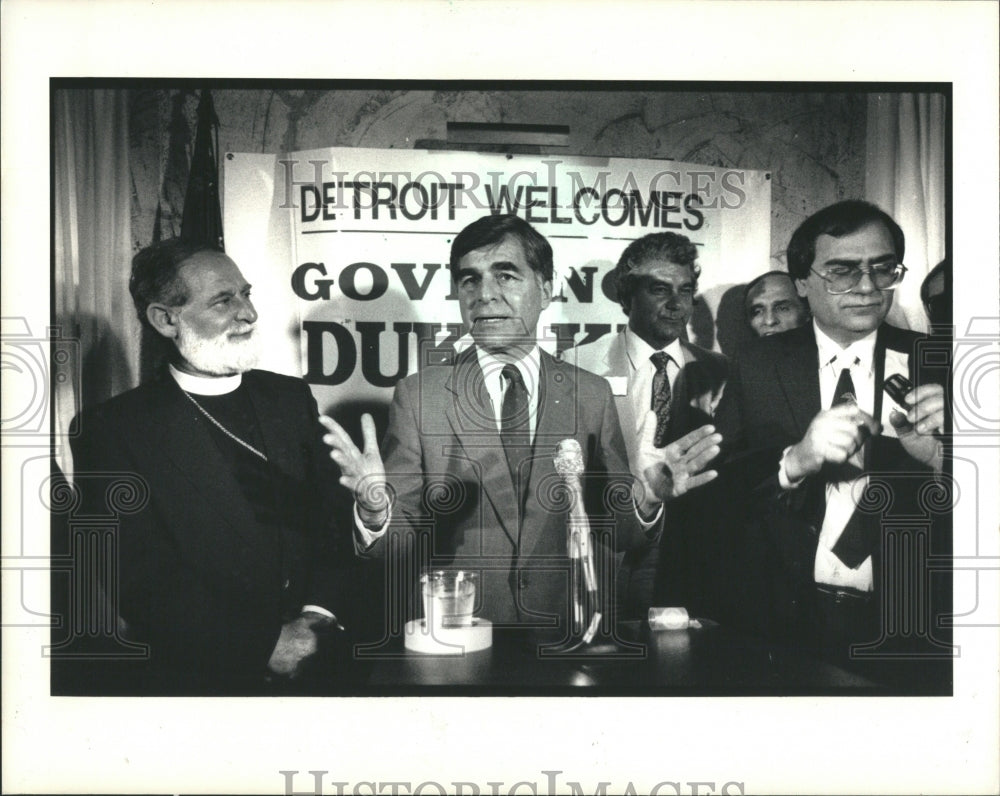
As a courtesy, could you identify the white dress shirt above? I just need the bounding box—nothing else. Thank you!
[623,328,684,441]
[475,345,542,443]
[779,322,908,590]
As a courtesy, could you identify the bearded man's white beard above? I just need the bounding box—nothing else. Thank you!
[174,321,259,376]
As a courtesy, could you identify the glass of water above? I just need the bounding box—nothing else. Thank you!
[421,570,478,629]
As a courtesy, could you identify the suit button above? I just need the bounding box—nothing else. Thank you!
[518,572,530,589]
[283,578,290,590]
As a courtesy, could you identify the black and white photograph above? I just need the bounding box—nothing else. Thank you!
[3,2,998,794]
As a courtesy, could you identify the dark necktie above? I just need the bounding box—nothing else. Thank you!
[829,358,877,568]
[500,364,531,497]
[650,351,673,448]
[832,364,858,408]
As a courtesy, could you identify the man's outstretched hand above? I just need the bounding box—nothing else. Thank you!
[635,411,723,506]
[319,413,390,524]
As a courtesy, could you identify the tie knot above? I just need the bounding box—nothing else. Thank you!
[502,363,524,387]
[650,351,673,373]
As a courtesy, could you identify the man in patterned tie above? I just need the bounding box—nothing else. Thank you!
[321,215,721,632]
[714,201,950,689]
[572,232,729,619]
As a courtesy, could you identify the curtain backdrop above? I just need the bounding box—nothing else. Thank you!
[53,90,137,476]
[865,92,947,333]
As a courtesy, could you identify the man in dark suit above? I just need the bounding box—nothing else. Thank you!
[715,201,950,688]
[321,215,719,631]
[69,240,357,694]
[572,232,727,619]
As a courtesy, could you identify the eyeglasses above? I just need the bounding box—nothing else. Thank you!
[810,262,907,294]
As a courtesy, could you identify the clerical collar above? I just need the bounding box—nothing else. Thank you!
[169,364,243,395]
[625,326,684,372]
[813,320,877,375]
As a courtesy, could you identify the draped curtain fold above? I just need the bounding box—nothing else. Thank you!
[865,92,947,333]
[53,89,137,475]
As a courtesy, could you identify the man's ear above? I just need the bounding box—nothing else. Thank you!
[539,278,553,308]
[794,278,809,299]
[146,303,179,339]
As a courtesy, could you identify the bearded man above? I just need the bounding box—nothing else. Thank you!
[69,240,356,694]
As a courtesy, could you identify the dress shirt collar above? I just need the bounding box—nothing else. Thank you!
[169,363,243,395]
[474,345,542,397]
[813,320,877,376]
[625,326,685,372]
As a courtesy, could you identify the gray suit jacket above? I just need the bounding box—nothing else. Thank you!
[364,346,644,628]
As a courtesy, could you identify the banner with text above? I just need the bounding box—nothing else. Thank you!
[224,148,771,415]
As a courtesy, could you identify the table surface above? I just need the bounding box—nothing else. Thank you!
[326,620,884,695]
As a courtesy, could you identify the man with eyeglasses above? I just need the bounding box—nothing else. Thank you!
[715,200,950,689]
[573,231,728,621]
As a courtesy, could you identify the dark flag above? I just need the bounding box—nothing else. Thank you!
[180,89,224,250]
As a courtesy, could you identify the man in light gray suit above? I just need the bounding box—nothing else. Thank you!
[573,232,729,619]
[321,216,720,633]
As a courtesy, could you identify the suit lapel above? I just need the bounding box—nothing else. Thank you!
[443,349,520,549]
[520,352,576,557]
[776,326,822,436]
[600,333,637,461]
[587,332,637,466]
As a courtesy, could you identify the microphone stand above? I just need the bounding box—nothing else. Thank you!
[541,440,641,657]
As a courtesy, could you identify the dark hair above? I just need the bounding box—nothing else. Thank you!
[129,239,221,329]
[786,200,905,280]
[920,258,949,304]
[449,214,553,283]
[611,232,700,314]
[743,271,796,313]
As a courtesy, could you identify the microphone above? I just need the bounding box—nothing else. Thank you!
[554,439,601,643]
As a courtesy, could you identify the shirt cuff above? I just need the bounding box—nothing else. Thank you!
[300,605,345,630]
[635,500,663,532]
[354,501,390,551]
[778,445,805,490]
